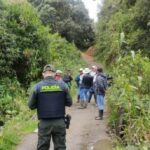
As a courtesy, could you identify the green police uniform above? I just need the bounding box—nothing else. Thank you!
[28,76,72,150]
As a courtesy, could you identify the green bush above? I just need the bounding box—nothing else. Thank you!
[0,78,24,121]
[0,1,50,86]
[0,1,84,149]
[95,0,150,65]
[107,52,150,149]
[48,33,81,70]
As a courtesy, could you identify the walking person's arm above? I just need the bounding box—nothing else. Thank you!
[65,90,73,107]
[60,81,73,106]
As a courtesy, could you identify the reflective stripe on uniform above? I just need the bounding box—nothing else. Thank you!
[40,85,62,92]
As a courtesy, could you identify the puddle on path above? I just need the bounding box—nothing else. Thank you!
[80,144,88,150]
[93,139,113,150]
[81,139,113,150]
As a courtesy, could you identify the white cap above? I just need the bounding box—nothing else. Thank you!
[79,68,83,71]
[83,68,91,74]
[92,65,97,69]
[56,70,62,74]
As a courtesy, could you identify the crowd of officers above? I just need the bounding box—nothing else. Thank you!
[28,64,109,150]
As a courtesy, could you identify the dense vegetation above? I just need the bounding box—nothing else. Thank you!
[0,0,80,119]
[107,53,150,149]
[28,0,95,49]
[0,0,84,149]
[0,0,149,149]
[96,0,150,65]
[95,0,150,149]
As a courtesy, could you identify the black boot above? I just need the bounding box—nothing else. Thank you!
[88,92,92,103]
[77,95,80,103]
[100,110,103,120]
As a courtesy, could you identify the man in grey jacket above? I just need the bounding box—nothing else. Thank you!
[95,67,107,120]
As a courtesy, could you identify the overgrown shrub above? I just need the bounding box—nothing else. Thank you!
[48,33,81,70]
[95,0,150,65]
[0,78,25,121]
[0,1,50,86]
[107,52,150,149]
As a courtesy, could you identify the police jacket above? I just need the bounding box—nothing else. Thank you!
[28,76,72,119]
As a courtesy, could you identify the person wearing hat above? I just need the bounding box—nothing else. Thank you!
[28,64,72,150]
[79,68,93,108]
[55,70,63,81]
[88,65,97,103]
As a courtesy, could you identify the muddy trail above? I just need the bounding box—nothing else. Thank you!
[16,51,113,150]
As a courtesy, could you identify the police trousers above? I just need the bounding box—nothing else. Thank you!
[37,118,66,150]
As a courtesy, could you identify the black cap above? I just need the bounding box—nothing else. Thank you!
[43,64,55,73]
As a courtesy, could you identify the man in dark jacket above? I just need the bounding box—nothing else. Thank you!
[63,70,73,89]
[28,64,72,150]
[79,68,93,108]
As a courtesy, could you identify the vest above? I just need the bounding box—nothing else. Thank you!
[36,81,66,119]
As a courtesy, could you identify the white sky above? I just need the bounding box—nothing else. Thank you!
[82,0,103,22]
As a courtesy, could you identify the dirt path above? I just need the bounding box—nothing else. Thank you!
[81,53,98,66]
[16,52,112,150]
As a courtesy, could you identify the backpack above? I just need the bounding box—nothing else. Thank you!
[95,73,107,94]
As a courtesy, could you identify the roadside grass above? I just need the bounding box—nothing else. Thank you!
[0,94,37,150]
[0,111,37,150]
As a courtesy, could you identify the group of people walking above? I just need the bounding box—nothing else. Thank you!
[75,65,107,120]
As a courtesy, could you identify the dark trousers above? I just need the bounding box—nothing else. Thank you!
[88,91,96,103]
[37,118,66,150]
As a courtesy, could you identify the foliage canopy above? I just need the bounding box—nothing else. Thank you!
[96,0,150,65]
[28,0,95,49]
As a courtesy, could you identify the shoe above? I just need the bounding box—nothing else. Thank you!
[84,101,88,108]
[34,128,38,133]
[100,110,103,120]
[95,116,101,120]
[78,106,85,109]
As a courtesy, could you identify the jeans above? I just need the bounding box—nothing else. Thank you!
[80,88,89,102]
[88,86,96,102]
[77,87,80,95]
[96,95,104,110]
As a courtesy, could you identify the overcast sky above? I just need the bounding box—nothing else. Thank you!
[82,0,103,22]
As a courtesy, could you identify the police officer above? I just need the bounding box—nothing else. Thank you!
[28,64,72,150]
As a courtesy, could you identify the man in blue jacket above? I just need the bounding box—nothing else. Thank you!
[28,64,72,150]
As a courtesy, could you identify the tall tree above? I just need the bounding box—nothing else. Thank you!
[28,0,95,49]
[0,1,50,86]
